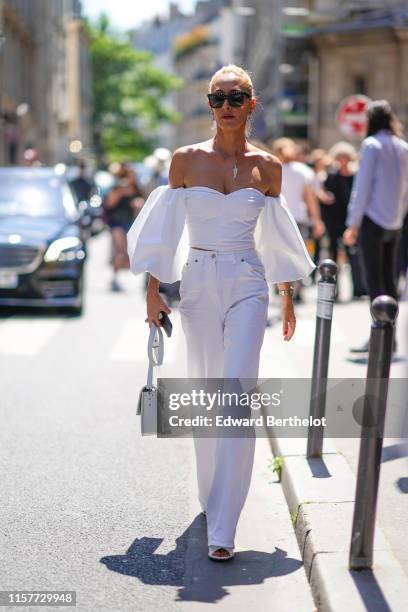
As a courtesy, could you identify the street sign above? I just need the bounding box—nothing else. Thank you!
[336,95,371,137]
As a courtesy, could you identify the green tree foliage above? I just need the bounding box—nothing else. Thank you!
[85,14,182,163]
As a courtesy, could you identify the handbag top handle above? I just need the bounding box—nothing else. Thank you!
[146,324,164,388]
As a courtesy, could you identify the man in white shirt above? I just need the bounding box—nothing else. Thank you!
[343,100,408,352]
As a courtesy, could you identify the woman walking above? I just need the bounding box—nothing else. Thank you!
[127,65,316,560]
[104,163,145,292]
[344,100,408,352]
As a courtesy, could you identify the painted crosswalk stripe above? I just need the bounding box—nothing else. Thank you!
[109,311,185,364]
[109,318,147,362]
[0,318,62,356]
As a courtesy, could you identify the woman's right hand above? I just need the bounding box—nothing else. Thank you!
[145,287,172,328]
[282,296,296,341]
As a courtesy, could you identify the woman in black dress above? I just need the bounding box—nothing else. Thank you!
[322,142,367,299]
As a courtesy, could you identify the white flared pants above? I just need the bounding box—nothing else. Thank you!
[178,247,269,549]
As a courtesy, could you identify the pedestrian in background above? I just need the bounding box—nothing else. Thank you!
[307,147,333,284]
[103,163,145,292]
[322,142,367,299]
[271,137,325,302]
[294,140,314,176]
[69,160,96,203]
[145,149,170,194]
[397,209,408,296]
[343,100,408,352]
[308,148,331,199]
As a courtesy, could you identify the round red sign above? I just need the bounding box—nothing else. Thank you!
[337,95,371,136]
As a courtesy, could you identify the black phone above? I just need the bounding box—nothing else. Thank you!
[158,311,173,337]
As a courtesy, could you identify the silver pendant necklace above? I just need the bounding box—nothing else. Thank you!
[232,158,238,180]
[213,136,245,180]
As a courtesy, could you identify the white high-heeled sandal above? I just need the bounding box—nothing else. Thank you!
[208,545,235,561]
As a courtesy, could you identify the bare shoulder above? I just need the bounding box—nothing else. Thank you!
[249,145,282,196]
[258,150,282,174]
[169,146,189,187]
[169,141,212,187]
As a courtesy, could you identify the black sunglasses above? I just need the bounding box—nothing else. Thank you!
[207,89,251,108]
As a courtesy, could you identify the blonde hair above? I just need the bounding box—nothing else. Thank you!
[308,148,328,164]
[328,141,358,161]
[269,137,297,162]
[208,64,255,137]
[208,64,255,97]
[308,148,333,169]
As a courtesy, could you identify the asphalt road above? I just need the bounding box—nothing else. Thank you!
[0,230,316,612]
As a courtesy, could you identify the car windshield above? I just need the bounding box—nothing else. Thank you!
[0,175,78,220]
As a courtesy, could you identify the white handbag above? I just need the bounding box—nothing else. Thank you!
[136,323,164,436]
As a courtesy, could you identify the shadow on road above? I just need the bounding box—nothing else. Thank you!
[350,569,394,612]
[397,477,408,493]
[381,441,408,463]
[346,355,406,365]
[100,513,303,603]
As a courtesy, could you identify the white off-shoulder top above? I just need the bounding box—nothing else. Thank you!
[126,185,317,284]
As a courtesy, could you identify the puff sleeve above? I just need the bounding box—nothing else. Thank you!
[126,185,188,284]
[254,193,317,284]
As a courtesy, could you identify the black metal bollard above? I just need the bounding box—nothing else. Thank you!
[349,295,398,570]
[307,259,338,458]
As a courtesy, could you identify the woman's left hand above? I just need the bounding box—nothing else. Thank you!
[282,297,296,341]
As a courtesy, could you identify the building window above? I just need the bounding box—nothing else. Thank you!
[354,76,367,95]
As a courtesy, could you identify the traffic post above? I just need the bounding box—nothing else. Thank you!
[307,259,338,459]
[349,295,398,570]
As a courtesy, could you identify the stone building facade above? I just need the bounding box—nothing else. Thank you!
[130,0,408,151]
[173,21,224,146]
[236,0,408,147]
[0,0,92,165]
[309,6,408,148]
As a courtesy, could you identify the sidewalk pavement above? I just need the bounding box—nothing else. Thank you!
[182,435,316,611]
[261,278,408,611]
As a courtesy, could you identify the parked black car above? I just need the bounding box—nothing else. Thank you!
[0,166,87,315]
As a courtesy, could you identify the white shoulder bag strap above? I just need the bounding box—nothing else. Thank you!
[136,324,164,438]
[146,323,164,387]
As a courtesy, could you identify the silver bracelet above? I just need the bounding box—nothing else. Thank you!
[278,286,294,297]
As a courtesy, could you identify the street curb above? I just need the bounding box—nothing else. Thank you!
[266,434,408,612]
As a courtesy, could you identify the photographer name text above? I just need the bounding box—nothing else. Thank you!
[167,415,327,427]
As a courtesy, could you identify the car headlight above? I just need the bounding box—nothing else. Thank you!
[44,237,82,262]
[90,194,102,207]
